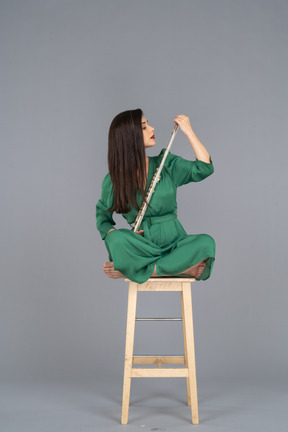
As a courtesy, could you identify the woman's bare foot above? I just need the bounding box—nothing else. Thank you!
[150,259,208,279]
[182,259,207,278]
[103,262,125,279]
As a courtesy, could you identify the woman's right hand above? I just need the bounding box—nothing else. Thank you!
[135,230,144,236]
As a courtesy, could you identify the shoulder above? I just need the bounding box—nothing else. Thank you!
[157,148,181,165]
[101,172,114,191]
[152,148,178,165]
[103,172,111,182]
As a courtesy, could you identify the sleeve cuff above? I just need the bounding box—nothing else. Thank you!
[195,155,213,164]
[99,222,116,240]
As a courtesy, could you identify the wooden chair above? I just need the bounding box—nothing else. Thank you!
[121,277,199,424]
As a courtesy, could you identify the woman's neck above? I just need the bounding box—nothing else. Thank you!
[145,156,150,177]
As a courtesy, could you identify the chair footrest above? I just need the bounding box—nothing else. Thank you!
[133,355,185,364]
[131,368,188,378]
[135,317,182,321]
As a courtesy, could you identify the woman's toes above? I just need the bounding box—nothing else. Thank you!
[103,265,124,279]
[196,262,206,277]
[103,262,115,274]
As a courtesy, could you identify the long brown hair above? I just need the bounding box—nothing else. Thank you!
[108,109,147,213]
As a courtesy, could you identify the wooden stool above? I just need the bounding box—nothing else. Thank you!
[121,278,199,424]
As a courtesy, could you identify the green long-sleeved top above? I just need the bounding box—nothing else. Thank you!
[96,149,214,240]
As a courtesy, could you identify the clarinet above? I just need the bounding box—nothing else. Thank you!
[133,124,179,232]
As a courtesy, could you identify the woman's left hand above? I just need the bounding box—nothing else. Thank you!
[173,114,194,137]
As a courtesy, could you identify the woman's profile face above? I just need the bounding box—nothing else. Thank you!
[141,116,155,148]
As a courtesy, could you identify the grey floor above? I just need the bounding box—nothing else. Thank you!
[1,377,287,432]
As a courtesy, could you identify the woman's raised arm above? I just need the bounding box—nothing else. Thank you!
[174,114,211,163]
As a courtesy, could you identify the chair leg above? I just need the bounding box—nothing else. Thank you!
[181,290,191,406]
[182,282,199,424]
[121,282,138,425]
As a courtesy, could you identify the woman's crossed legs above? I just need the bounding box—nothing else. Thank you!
[103,259,208,279]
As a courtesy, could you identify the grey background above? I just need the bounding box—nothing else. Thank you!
[1,0,287,430]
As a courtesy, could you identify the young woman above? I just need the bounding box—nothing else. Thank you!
[96,109,215,284]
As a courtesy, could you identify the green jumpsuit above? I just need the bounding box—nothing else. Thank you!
[96,149,215,284]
